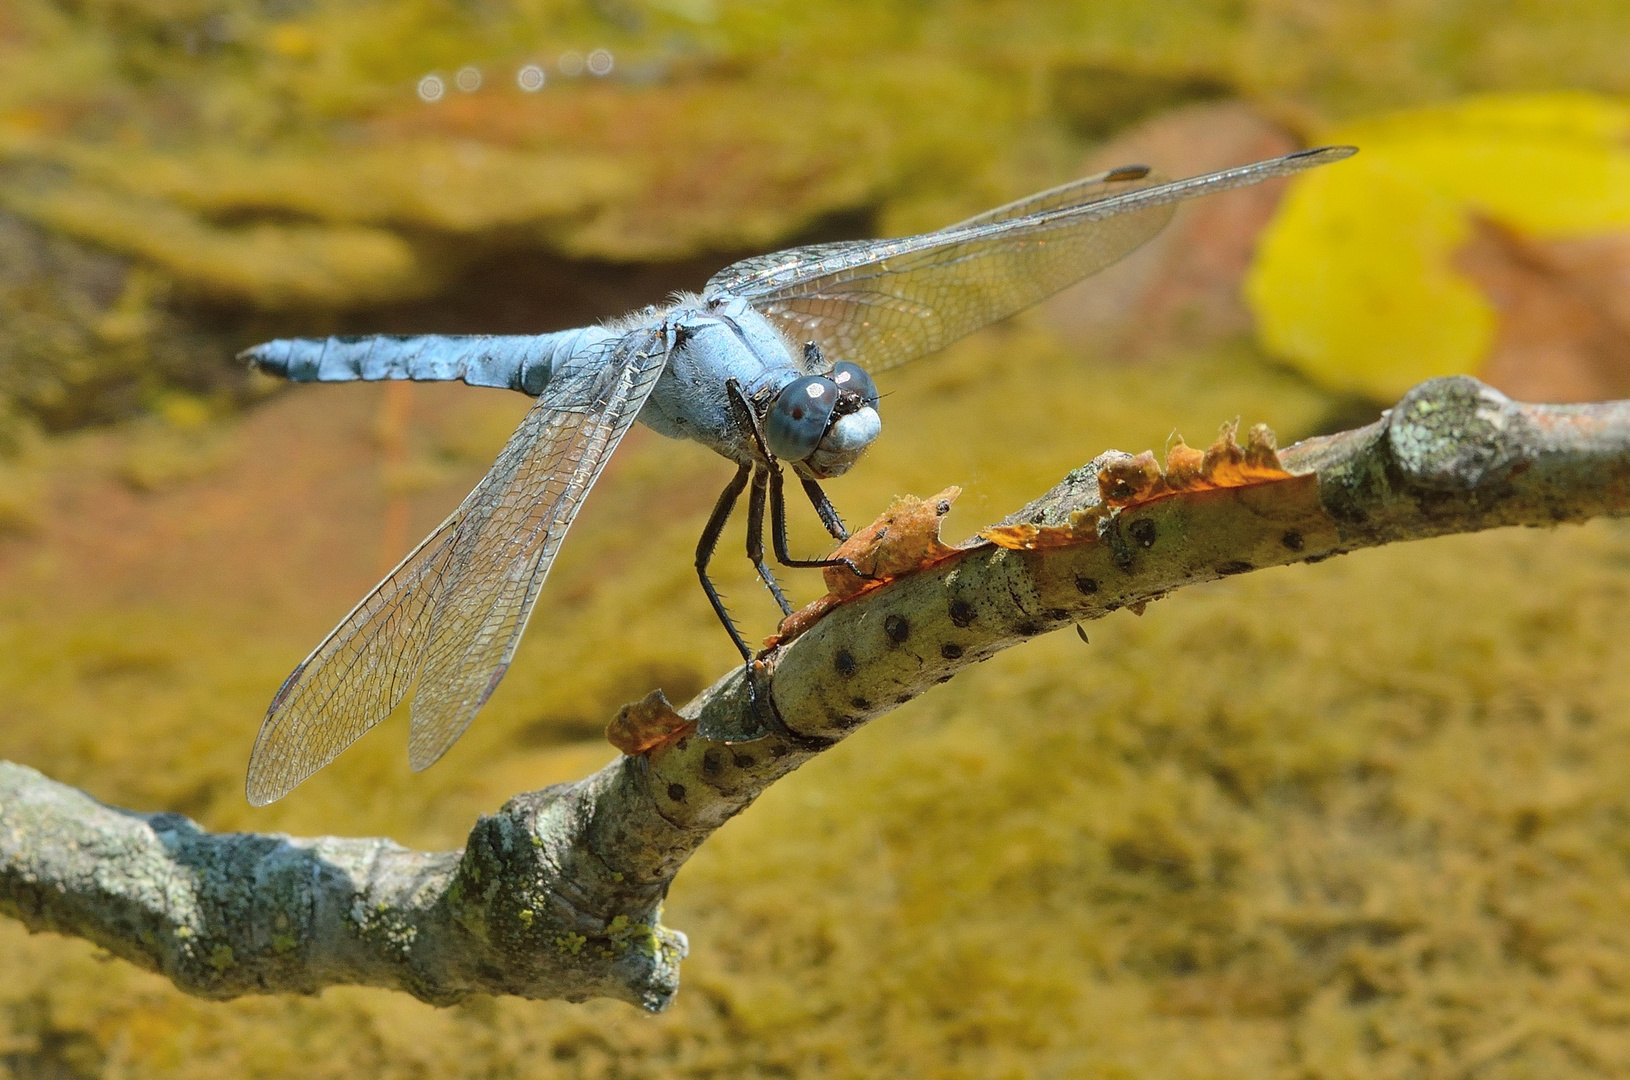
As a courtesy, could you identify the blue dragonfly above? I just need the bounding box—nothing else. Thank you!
[242,145,1355,804]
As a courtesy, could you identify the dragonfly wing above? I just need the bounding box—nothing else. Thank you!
[710,146,1355,373]
[244,328,669,804]
[943,163,1166,229]
[405,327,670,771]
[246,509,462,805]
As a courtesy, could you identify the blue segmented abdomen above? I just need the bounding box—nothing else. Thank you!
[240,328,617,397]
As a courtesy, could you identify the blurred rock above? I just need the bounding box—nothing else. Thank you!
[1040,102,1298,358]
[1457,221,1630,403]
[0,211,232,438]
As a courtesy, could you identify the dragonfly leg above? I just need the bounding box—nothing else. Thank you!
[697,463,755,662]
[747,464,795,617]
[769,466,870,578]
[726,373,865,578]
[725,376,775,462]
[799,475,849,541]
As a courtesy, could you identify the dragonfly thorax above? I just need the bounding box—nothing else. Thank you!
[641,298,882,475]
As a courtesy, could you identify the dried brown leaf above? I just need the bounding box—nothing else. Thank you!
[820,487,963,597]
[1109,421,1289,507]
[768,488,963,648]
[985,421,1292,551]
[605,689,693,756]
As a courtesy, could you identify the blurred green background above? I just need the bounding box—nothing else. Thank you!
[1,1,1629,1077]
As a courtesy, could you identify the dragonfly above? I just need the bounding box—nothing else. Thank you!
[242,144,1355,805]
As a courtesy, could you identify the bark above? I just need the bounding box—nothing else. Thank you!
[2,376,1626,1012]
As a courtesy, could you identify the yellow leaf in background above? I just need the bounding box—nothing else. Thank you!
[1247,93,1630,402]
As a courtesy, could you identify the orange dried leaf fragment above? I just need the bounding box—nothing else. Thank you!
[605,689,694,755]
[984,422,1293,551]
[768,488,963,648]
[980,521,1087,551]
[821,486,964,597]
[1104,421,1290,508]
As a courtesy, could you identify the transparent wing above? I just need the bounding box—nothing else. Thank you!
[946,163,1162,229]
[709,146,1355,373]
[404,327,669,771]
[245,328,670,804]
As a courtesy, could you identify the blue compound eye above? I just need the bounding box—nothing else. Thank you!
[830,361,879,409]
[764,376,838,460]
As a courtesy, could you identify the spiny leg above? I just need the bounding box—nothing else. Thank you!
[769,466,867,576]
[800,474,849,541]
[747,465,795,616]
[696,463,754,661]
[723,373,865,580]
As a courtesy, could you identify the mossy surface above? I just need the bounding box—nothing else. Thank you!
[0,1,1628,1074]
[0,318,1628,1076]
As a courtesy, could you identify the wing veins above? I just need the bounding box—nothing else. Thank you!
[246,328,670,803]
[710,147,1355,373]
[405,330,669,771]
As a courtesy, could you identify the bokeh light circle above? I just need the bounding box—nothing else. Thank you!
[516,63,546,92]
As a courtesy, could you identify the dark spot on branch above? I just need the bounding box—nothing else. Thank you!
[1129,519,1158,548]
[1075,575,1099,594]
[667,783,686,803]
[1104,477,1138,501]
[884,614,910,643]
[1281,530,1304,551]
[1304,553,1330,564]
[702,749,722,777]
[732,753,754,769]
[936,498,952,515]
[770,743,788,758]
[835,650,857,676]
[1216,561,1253,576]
[1104,519,1136,571]
[850,696,871,709]
[941,642,963,660]
[1045,608,1069,621]
[1017,621,1042,636]
[948,599,975,627]
[895,694,911,704]
[936,674,952,683]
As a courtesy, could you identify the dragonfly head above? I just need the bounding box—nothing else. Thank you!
[763,361,881,478]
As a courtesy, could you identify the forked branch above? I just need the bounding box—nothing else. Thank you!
[2,376,1626,1011]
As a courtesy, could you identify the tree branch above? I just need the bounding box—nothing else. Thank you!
[2,376,1626,1011]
